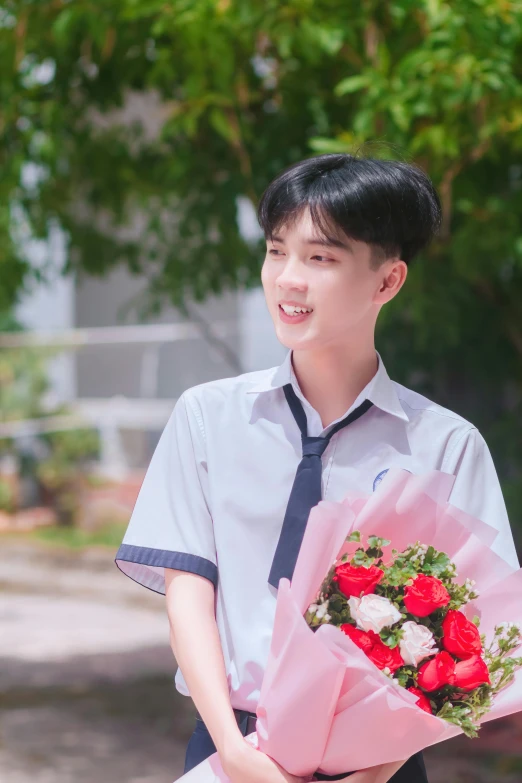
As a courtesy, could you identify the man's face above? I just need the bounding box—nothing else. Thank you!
[261,208,404,351]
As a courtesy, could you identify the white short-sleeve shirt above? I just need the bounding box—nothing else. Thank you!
[115,349,520,712]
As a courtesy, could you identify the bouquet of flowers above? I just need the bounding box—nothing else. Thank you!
[307,531,522,737]
[176,468,522,783]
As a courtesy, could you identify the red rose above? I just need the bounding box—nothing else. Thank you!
[442,610,482,659]
[407,687,433,714]
[340,624,375,653]
[453,655,491,692]
[403,575,451,618]
[417,651,456,692]
[334,563,385,598]
[366,636,405,674]
[341,625,404,673]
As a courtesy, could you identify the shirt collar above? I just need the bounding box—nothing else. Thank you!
[246,349,408,422]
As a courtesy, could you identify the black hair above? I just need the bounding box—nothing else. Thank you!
[257,152,442,267]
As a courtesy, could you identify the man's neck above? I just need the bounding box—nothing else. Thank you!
[291,346,378,430]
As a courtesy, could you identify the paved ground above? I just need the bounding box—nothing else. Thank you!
[0,539,195,783]
[1,538,521,783]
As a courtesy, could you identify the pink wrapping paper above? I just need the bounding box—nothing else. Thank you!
[175,467,522,782]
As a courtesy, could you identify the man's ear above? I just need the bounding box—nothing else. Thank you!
[375,259,408,304]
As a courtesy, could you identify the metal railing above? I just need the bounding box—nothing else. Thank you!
[0,319,240,477]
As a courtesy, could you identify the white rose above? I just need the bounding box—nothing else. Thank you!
[347,594,402,634]
[399,621,438,666]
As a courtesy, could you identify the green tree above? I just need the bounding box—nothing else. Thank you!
[1,0,521,540]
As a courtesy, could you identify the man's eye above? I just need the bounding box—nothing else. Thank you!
[267,250,335,262]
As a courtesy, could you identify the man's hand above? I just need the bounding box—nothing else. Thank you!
[222,737,313,783]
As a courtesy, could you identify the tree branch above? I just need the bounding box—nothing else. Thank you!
[439,138,492,240]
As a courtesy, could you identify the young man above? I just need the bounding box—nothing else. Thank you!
[115,154,519,783]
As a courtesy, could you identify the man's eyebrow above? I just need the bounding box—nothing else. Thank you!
[270,234,353,252]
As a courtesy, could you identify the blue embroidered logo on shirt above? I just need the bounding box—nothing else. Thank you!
[373,469,389,491]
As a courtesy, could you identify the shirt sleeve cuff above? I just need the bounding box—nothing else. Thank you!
[115,544,218,594]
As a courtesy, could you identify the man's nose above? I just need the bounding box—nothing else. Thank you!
[276,255,307,291]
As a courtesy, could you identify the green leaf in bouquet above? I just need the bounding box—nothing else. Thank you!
[347,531,361,543]
[328,595,345,613]
[379,627,403,648]
[435,701,479,738]
[447,594,468,611]
[424,545,436,564]
[379,632,394,647]
[430,552,451,574]
[352,549,371,566]
[395,665,416,689]
[394,669,410,688]
[367,535,391,548]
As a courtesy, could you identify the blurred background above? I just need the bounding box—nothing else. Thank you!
[1,2,521,782]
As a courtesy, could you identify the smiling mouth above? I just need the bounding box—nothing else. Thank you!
[278,304,314,317]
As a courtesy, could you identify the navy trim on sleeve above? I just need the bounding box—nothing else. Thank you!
[115,544,218,594]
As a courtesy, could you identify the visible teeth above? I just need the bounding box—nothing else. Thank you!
[281,304,313,315]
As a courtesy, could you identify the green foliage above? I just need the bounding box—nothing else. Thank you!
[11,519,129,549]
[0,345,48,421]
[0,313,57,475]
[1,0,522,533]
[36,427,101,526]
[0,477,15,512]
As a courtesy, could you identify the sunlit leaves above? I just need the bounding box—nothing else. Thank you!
[1,0,522,537]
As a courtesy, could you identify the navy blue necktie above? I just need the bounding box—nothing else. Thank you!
[268,384,374,589]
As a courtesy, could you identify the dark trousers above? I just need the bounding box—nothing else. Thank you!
[184,709,428,782]
[184,709,254,773]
